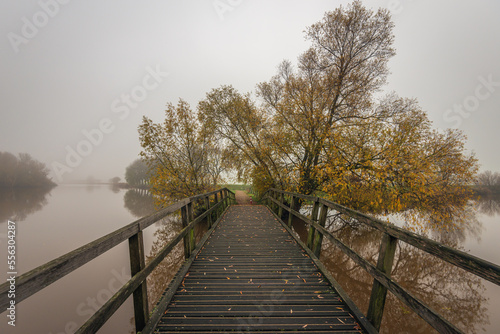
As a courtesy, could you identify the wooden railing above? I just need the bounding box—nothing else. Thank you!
[263,188,500,334]
[0,188,236,334]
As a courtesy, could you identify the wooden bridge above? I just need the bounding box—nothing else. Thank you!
[2,188,500,333]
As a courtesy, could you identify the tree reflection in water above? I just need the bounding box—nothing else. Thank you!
[144,213,209,311]
[123,191,210,314]
[290,204,489,334]
[0,187,52,222]
[476,194,500,217]
[125,190,493,333]
[123,188,156,218]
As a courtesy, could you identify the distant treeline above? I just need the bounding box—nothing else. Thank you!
[0,152,56,188]
[474,170,500,195]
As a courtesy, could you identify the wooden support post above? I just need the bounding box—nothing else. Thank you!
[312,204,328,258]
[367,233,398,330]
[128,231,148,332]
[188,201,195,253]
[205,195,212,228]
[288,195,295,227]
[181,205,191,258]
[306,200,320,250]
[274,191,279,214]
[214,192,219,220]
[278,192,284,219]
[219,190,225,210]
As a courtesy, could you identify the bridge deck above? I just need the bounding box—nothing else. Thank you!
[153,205,369,333]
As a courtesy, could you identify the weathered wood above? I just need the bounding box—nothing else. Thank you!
[141,202,229,334]
[267,188,500,286]
[287,195,295,227]
[188,201,196,253]
[265,206,378,334]
[128,231,149,332]
[205,195,212,228]
[367,234,398,330]
[0,197,193,310]
[312,204,328,257]
[265,193,465,333]
[317,197,500,285]
[298,211,462,333]
[146,205,375,334]
[181,204,191,258]
[76,214,199,334]
[278,192,284,218]
[0,189,235,311]
[306,199,320,250]
[76,196,232,334]
[219,190,225,210]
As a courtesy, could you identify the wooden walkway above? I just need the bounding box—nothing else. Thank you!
[152,205,371,333]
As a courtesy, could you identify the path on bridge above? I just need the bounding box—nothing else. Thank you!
[152,205,368,333]
[234,190,252,205]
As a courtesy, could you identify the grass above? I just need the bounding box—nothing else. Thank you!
[220,184,252,192]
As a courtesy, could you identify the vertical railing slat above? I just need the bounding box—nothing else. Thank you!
[188,201,195,253]
[128,231,149,332]
[288,195,295,227]
[367,233,398,330]
[181,204,191,258]
[306,199,320,250]
[205,195,212,228]
[312,204,328,258]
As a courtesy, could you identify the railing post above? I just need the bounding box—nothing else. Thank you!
[288,195,295,227]
[278,192,284,218]
[219,190,225,210]
[214,192,219,220]
[367,233,398,330]
[188,201,196,253]
[306,199,320,250]
[274,191,280,214]
[128,231,149,332]
[205,195,212,228]
[269,190,274,212]
[312,204,328,258]
[181,204,191,258]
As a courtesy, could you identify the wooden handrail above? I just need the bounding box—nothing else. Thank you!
[263,188,500,333]
[266,188,500,285]
[0,188,236,333]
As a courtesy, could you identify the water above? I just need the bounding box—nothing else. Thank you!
[291,196,500,334]
[0,186,499,333]
[0,184,178,334]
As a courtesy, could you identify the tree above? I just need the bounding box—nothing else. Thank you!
[109,176,121,184]
[197,1,478,223]
[476,170,500,187]
[0,152,56,188]
[125,159,150,186]
[197,86,274,194]
[139,99,226,203]
[475,170,500,194]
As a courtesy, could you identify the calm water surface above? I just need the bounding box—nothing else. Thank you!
[0,185,499,333]
[0,185,184,334]
[292,196,500,334]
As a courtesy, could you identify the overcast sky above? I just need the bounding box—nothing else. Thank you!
[1,0,499,183]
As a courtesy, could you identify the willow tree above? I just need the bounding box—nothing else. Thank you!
[138,99,225,204]
[198,1,478,220]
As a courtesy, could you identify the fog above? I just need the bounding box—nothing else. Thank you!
[1,0,499,183]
